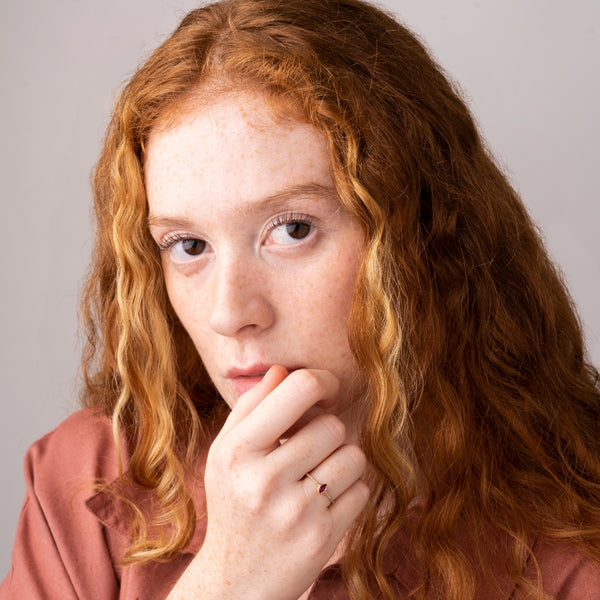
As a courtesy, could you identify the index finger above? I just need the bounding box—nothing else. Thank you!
[218,364,289,437]
[236,368,340,452]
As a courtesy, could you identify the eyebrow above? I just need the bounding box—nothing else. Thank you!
[147,182,339,230]
[239,183,338,216]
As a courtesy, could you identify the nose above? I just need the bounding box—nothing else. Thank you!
[208,255,275,337]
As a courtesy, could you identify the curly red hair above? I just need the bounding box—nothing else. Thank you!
[81,1,600,598]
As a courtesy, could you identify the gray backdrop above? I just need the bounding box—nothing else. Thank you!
[1,0,598,576]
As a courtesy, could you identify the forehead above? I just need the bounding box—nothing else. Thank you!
[144,90,334,216]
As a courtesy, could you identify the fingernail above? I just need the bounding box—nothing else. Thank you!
[263,364,287,384]
[262,365,278,383]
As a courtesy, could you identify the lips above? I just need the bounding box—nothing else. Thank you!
[226,364,300,396]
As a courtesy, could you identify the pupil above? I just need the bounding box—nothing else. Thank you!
[286,222,310,240]
[182,239,205,255]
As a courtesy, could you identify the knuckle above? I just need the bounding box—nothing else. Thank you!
[355,480,371,503]
[235,469,273,512]
[272,497,305,532]
[212,436,245,471]
[318,413,346,444]
[302,519,334,558]
[289,369,323,397]
[344,444,367,475]
[242,491,265,514]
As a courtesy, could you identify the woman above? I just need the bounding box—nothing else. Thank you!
[2,0,600,598]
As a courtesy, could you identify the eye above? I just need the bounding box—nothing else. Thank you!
[172,238,206,259]
[158,234,207,261]
[266,213,314,246]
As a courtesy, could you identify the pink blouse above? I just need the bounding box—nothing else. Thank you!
[1,409,599,599]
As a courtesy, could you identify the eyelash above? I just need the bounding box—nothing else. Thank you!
[156,232,193,253]
[264,212,314,236]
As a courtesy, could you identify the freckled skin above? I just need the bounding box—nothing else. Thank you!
[145,90,367,438]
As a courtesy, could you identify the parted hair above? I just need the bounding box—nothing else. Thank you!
[81,0,600,598]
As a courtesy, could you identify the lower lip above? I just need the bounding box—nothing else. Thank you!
[230,375,266,395]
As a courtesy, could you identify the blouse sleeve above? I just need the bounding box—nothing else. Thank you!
[0,412,122,600]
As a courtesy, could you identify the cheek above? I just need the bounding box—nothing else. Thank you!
[294,252,359,342]
[163,270,205,334]
[327,247,361,309]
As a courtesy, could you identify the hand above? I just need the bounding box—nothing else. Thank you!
[167,365,369,600]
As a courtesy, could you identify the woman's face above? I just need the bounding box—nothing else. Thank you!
[145,91,365,431]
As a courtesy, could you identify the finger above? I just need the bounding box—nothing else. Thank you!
[238,369,340,451]
[327,479,370,538]
[268,413,347,482]
[302,444,367,505]
[220,365,288,435]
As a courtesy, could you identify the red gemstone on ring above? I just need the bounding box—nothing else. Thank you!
[318,484,328,494]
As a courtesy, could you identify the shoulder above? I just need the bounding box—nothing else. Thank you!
[30,406,113,453]
[24,407,120,495]
[1,409,124,599]
[381,507,600,599]
[532,537,600,598]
